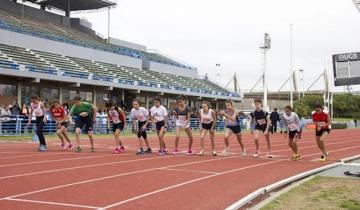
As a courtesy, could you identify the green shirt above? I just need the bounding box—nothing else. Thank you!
[70,102,93,116]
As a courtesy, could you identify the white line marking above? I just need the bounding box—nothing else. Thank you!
[159,168,220,175]
[5,198,99,209]
[0,157,234,201]
[100,160,284,209]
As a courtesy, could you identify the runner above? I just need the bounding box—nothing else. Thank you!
[312,103,331,161]
[150,97,168,155]
[283,105,301,160]
[131,99,152,155]
[28,95,47,152]
[105,101,126,154]
[197,101,217,156]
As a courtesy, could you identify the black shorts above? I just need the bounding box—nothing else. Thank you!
[156,121,165,131]
[58,121,69,128]
[227,125,241,134]
[289,130,300,139]
[74,115,93,132]
[255,125,267,133]
[316,128,331,137]
[201,122,213,130]
[112,122,124,132]
[137,121,147,139]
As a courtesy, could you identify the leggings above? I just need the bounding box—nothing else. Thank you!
[36,116,46,146]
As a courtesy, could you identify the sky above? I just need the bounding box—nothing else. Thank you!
[73,0,360,92]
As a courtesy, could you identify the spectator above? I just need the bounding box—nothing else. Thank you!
[10,100,20,116]
[0,105,11,133]
[354,118,358,128]
[63,103,70,115]
[20,103,30,118]
[270,108,280,133]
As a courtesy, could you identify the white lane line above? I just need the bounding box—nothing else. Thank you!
[99,160,284,209]
[159,168,220,175]
[0,137,358,180]
[0,157,234,201]
[0,154,117,168]
[4,198,99,209]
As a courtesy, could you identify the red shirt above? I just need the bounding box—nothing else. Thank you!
[51,107,66,120]
[312,111,329,129]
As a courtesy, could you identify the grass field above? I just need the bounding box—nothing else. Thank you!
[261,176,360,210]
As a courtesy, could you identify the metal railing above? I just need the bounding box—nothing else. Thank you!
[0,115,250,136]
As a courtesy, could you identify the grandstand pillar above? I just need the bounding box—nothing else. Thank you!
[17,82,21,105]
[59,87,63,104]
[93,90,97,106]
[146,96,149,109]
[216,101,219,110]
[121,89,125,100]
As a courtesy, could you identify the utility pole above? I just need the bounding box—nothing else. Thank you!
[260,33,271,110]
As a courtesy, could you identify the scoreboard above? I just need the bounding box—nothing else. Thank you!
[332,52,360,86]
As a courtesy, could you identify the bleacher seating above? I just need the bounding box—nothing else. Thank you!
[0,9,196,70]
[0,43,229,95]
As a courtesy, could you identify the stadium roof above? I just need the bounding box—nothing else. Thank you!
[26,0,116,11]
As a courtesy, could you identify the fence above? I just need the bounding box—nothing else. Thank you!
[0,115,249,136]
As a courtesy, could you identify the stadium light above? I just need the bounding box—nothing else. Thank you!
[353,0,360,13]
[260,33,271,110]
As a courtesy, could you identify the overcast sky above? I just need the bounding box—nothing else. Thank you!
[73,0,360,92]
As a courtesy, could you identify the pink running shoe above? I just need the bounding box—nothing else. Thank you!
[67,144,75,150]
[61,144,68,150]
[118,146,125,153]
[113,147,119,154]
[172,149,178,155]
[186,150,193,155]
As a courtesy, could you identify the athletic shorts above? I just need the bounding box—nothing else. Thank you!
[316,128,331,137]
[156,121,165,131]
[112,122,124,132]
[289,130,300,139]
[58,121,69,128]
[176,120,190,128]
[137,121,147,139]
[255,125,268,133]
[201,122,213,130]
[74,115,93,132]
[227,125,241,134]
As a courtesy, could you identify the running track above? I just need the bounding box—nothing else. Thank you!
[0,129,359,210]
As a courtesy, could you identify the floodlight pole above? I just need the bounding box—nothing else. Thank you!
[107,6,111,44]
[67,0,71,31]
[290,24,294,107]
[260,33,271,109]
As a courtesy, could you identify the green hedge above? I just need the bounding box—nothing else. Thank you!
[331,123,347,129]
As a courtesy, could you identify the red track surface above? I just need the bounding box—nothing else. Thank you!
[0,129,359,210]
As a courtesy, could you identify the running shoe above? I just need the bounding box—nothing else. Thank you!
[320,154,326,161]
[39,144,46,152]
[113,147,119,154]
[158,149,167,155]
[296,154,301,160]
[186,150,194,155]
[145,148,152,154]
[253,152,259,158]
[212,151,218,156]
[221,148,230,156]
[172,149,178,155]
[136,148,145,155]
[74,146,82,153]
[267,153,273,158]
[119,146,125,153]
[38,144,42,151]
[241,149,247,156]
[291,154,297,160]
[90,147,95,153]
[61,144,67,150]
[67,144,75,150]
[197,150,204,156]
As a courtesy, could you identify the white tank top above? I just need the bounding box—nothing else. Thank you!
[200,109,213,124]
[31,102,44,117]
[108,109,121,124]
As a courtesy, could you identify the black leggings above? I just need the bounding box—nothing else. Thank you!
[271,120,278,133]
[36,116,46,146]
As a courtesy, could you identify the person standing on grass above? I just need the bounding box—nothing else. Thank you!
[250,98,272,158]
[69,96,96,153]
[150,96,168,155]
[218,99,246,156]
[28,96,47,152]
[197,101,217,156]
[50,100,74,151]
[312,103,331,161]
[270,108,280,134]
[283,105,302,160]
[105,101,126,154]
[173,95,194,155]
[131,99,152,155]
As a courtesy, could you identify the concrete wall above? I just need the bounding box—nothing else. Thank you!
[0,29,142,69]
[149,61,198,78]
[0,0,70,26]
[108,37,147,52]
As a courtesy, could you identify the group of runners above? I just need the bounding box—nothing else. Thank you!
[27,94,332,161]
